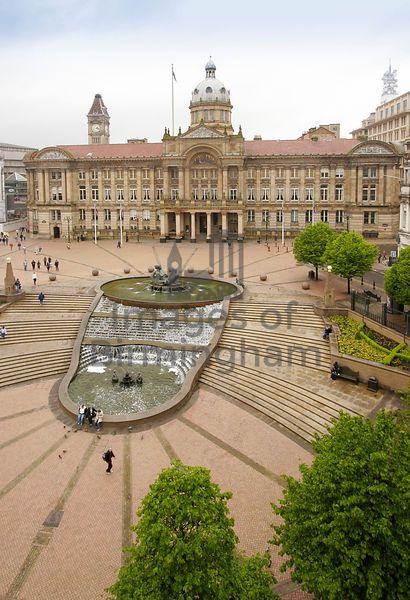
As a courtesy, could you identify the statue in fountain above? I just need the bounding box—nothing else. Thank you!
[136,373,143,385]
[150,264,187,293]
[112,370,119,384]
[121,372,134,387]
[151,264,170,286]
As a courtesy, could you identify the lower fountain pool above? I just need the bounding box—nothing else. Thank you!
[69,361,182,415]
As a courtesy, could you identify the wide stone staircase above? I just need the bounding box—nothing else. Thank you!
[200,300,379,444]
[0,293,94,387]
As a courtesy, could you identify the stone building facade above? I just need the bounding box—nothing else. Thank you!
[25,60,402,242]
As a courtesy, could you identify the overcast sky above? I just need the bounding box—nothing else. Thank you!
[1,0,409,149]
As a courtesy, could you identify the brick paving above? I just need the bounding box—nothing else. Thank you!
[0,239,397,599]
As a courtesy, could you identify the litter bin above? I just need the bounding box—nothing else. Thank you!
[367,376,379,392]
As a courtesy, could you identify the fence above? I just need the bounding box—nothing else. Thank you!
[351,291,410,336]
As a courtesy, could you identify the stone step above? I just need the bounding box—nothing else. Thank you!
[0,348,72,387]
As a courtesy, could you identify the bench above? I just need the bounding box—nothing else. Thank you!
[364,290,381,302]
[337,366,359,384]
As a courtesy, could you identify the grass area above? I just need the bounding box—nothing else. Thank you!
[331,316,410,369]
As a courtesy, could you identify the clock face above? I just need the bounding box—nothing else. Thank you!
[91,124,101,133]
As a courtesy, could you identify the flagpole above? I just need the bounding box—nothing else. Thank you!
[171,64,175,136]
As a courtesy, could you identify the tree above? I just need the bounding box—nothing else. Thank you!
[323,231,378,293]
[271,411,410,600]
[108,461,278,600]
[384,246,410,305]
[293,222,335,280]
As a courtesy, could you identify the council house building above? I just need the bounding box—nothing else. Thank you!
[25,59,402,242]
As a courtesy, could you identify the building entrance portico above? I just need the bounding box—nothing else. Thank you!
[160,210,243,243]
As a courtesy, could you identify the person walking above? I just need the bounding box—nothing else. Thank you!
[43,256,47,267]
[1,325,6,339]
[31,259,36,270]
[23,259,28,271]
[38,292,45,305]
[15,278,22,291]
[32,272,37,286]
[103,448,115,473]
[54,259,59,271]
[37,260,41,270]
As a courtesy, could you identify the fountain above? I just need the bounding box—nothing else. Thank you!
[150,265,188,293]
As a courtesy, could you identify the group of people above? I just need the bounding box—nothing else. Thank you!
[0,228,27,246]
[28,257,59,272]
[14,278,22,291]
[330,361,341,380]
[77,404,104,430]
[323,326,332,340]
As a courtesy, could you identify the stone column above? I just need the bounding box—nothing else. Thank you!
[256,168,261,203]
[238,211,244,241]
[222,211,227,241]
[38,170,45,204]
[160,212,167,242]
[61,170,67,204]
[190,212,196,243]
[44,170,50,203]
[163,167,169,200]
[175,211,181,242]
[222,167,228,204]
[178,168,184,201]
[206,212,212,242]
[66,170,73,205]
[136,168,142,205]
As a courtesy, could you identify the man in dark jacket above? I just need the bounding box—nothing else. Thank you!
[103,448,115,473]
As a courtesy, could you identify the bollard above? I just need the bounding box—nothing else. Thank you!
[372,281,376,290]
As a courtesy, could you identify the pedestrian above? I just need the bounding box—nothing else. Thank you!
[17,241,21,250]
[31,260,36,270]
[23,259,28,271]
[77,404,86,426]
[15,278,22,291]
[32,272,37,286]
[23,246,26,254]
[38,246,42,253]
[67,243,71,250]
[9,242,13,251]
[85,405,96,426]
[37,260,41,269]
[38,291,45,305]
[1,325,6,339]
[54,259,59,271]
[43,256,47,267]
[102,448,115,473]
[378,254,381,263]
[46,263,50,272]
[95,408,103,431]
[117,240,121,248]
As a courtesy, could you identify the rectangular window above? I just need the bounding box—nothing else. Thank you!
[291,187,299,201]
[276,187,284,201]
[276,210,283,223]
[211,188,218,200]
[130,209,137,221]
[192,188,198,200]
[247,209,255,223]
[320,185,328,201]
[362,186,369,202]
[103,169,110,180]
[305,167,315,179]
[229,188,237,200]
[91,170,98,180]
[116,169,123,179]
[51,171,62,180]
[117,188,124,201]
[276,167,285,178]
[79,209,86,221]
[171,188,179,200]
[370,167,377,178]
[335,184,344,201]
[364,211,376,225]
[78,171,85,180]
[142,209,150,221]
[156,188,163,201]
[202,188,209,200]
[335,167,344,178]
[142,168,150,179]
[320,167,329,178]
[143,188,150,201]
[335,210,344,224]
[247,168,255,179]
[291,209,298,223]
[262,210,269,223]
[79,186,86,200]
[104,188,111,200]
[290,167,299,178]
[247,188,255,201]
[91,186,99,200]
[129,169,137,180]
[130,188,137,200]
[262,188,270,201]
[363,167,369,177]
[170,167,178,179]
[104,209,111,221]
[370,185,377,202]
[305,187,314,201]
[403,99,407,110]
[261,167,270,179]
[320,210,328,223]
[155,168,163,179]
[305,210,313,223]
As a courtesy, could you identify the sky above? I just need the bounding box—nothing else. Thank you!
[0,0,409,149]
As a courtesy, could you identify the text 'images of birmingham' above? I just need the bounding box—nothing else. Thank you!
[107,242,324,371]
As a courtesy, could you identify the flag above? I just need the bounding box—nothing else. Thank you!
[172,65,177,82]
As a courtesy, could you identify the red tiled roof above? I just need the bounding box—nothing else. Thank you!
[60,143,163,159]
[244,139,359,156]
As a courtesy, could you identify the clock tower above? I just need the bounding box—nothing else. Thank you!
[87,93,110,144]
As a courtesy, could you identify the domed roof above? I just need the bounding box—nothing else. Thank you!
[191,59,230,104]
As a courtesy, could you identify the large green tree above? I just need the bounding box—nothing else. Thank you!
[293,222,335,280]
[271,411,410,600]
[384,246,410,305]
[108,461,278,600]
[323,231,378,293]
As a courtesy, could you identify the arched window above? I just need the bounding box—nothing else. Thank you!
[206,86,213,93]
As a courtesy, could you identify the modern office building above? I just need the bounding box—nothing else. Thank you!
[25,60,402,242]
[0,142,37,229]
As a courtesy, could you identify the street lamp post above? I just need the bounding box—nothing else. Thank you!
[119,201,123,246]
[265,213,269,243]
[64,216,71,243]
[93,202,97,245]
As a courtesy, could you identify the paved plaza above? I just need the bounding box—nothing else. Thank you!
[0,238,391,599]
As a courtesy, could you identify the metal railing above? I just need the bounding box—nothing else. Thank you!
[351,291,410,335]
